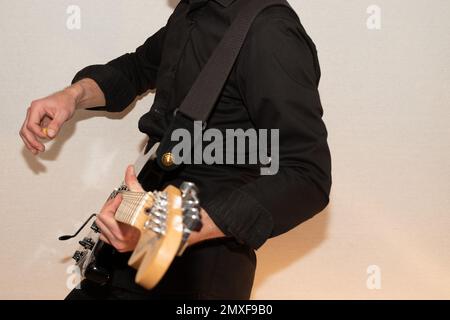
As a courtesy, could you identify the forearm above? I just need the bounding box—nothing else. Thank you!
[187,208,226,247]
[66,78,106,110]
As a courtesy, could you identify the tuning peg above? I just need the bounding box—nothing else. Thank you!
[150,217,164,226]
[144,218,166,235]
[184,206,200,216]
[152,191,168,201]
[183,211,203,232]
[183,198,200,208]
[159,191,168,200]
[147,224,165,236]
[148,208,167,219]
[180,181,199,196]
[177,212,203,257]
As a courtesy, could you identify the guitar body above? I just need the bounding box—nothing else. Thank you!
[84,240,115,284]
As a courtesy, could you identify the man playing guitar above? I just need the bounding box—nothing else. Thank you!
[19,0,331,299]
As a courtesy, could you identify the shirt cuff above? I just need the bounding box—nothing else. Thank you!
[71,64,137,112]
[202,188,274,250]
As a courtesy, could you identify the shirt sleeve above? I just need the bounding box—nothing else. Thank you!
[71,26,167,112]
[202,8,332,250]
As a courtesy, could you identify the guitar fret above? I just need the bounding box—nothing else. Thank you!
[115,191,147,225]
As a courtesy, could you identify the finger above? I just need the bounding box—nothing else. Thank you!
[99,194,122,216]
[19,130,38,154]
[21,123,45,152]
[109,194,123,212]
[99,234,111,245]
[40,115,52,136]
[98,196,122,221]
[21,109,45,152]
[27,106,49,139]
[118,223,141,239]
[125,165,144,192]
[19,112,36,152]
[97,204,126,242]
[95,218,118,244]
[96,217,128,252]
[98,214,126,242]
[46,111,69,139]
[21,129,45,152]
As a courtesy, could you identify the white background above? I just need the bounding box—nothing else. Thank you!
[0,0,449,299]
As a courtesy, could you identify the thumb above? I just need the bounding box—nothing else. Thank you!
[125,165,144,192]
[46,112,68,138]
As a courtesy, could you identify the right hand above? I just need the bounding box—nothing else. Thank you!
[20,88,79,154]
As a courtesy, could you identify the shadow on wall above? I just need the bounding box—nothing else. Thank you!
[252,208,330,297]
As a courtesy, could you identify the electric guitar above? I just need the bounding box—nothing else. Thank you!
[60,144,202,290]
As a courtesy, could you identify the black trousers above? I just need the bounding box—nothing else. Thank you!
[65,237,256,300]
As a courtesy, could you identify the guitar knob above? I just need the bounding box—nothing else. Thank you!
[72,251,83,262]
[90,222,100,233]
[79,237,95,250]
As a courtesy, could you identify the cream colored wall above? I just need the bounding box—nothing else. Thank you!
[0,0,448,299]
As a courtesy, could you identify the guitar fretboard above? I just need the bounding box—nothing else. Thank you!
[115,191,151,225]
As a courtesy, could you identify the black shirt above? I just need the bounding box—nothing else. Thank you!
[72,0,332,250]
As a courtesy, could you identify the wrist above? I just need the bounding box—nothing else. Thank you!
[63,82,85,108]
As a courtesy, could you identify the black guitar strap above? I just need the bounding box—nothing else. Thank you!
[155,0,292,170]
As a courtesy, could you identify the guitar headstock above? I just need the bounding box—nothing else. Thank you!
[128,182,202,289]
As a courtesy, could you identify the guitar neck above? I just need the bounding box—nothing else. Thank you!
[115,191,152,226]
[109,143,159,226]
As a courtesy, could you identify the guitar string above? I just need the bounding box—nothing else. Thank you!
[117,191,153,224]
[117,192,147,223]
